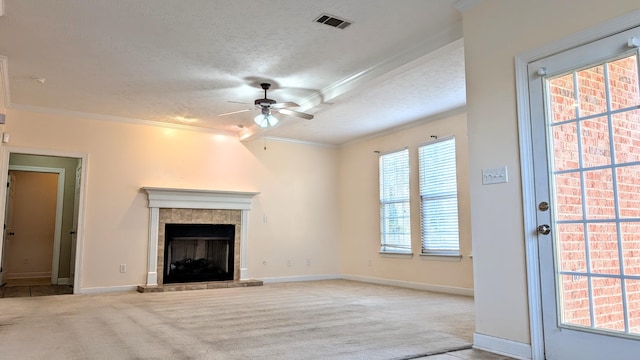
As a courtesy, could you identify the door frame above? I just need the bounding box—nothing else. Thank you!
[515,9,640,360]
[8,165,65,284]
[0,146,88,294]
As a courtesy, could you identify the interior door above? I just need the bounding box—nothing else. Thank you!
[529,26,640,359]
[4,170,58,282]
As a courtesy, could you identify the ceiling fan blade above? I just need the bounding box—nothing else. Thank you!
[218,109,251,117]
[271,102,300,109]
[277,108,314,120]
[227,100,252,105]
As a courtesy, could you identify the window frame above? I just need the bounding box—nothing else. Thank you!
[378,147,412,254]
[418,136,461,256]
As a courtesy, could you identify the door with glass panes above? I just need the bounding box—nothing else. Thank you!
[528,26,640,359]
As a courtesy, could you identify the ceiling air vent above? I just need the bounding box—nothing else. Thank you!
[314,13,352,29]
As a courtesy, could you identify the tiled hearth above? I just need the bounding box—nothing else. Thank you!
[137,188,262,293]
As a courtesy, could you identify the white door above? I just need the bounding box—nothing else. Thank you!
[529,26,640,359]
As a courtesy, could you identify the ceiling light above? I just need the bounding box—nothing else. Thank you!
[254,111,279,128]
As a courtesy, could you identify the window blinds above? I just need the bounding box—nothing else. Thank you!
[379,148,411,252]
[419,137,460,254]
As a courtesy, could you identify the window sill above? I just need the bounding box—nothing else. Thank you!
[419,253,463,262]
[379,252,414,259]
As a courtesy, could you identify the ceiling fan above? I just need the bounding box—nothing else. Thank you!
[219,83,313,128]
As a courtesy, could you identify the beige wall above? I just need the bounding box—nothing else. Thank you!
[462,0,640,345]
[338,111,472,292]
[1,108,340,288]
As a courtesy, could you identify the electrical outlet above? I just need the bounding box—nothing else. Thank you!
[120,264,127,273]
[306,259,311,266]
[287,260,292,267]
[482,166,508,185]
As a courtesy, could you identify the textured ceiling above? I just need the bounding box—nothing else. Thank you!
[0,0,466,145]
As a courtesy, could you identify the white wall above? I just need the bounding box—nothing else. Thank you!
[0,108,340,289]
[338,111,473,293]
[462,0,640,346]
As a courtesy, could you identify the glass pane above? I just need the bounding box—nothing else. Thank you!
[588,223,620,275]
[621,222,640,276]
[626,279,640,335]
[578,65,607,116]
[581,116,611,168]
[557,223,586,272]
[549,73,577,122]
[608,54,640,111]
[381,202,411,237]
[612,109,640,164]
[584,169,615,219]
[552,123,579,171]
[554,172,583,220]
[616,166,640,219]
[592,277,624,332]
[560,274,591,327]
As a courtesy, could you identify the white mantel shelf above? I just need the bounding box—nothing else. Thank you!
[142,187,260,210]
[141,187,259,286]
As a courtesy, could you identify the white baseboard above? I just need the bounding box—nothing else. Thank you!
[79,285,139,294]
[473,333,532,360]
[341,274,474,297]
[260,274,341,284]
[57,278,70,285]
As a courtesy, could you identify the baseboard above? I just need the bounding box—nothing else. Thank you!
[341,274,474,297]
[260,274,341,284]
[57,278,71,285]
[6,272,51,279]
[79,285,139,294]
[473,333,532,360]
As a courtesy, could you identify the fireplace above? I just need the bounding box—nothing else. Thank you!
[142,187,259,287]
[164,224,235,283]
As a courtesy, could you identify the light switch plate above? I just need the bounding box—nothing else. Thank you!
[482,166,508,185]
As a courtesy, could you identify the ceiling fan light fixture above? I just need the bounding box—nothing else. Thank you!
[254,113,279,128]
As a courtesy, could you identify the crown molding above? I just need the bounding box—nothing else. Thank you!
[453,0,482,12]
[261,136,338,148]
[9,103,239,137]
[0,56,8,111]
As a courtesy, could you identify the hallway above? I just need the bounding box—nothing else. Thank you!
[0,278,72,298]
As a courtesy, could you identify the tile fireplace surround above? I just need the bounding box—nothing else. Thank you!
[139,187,262,292]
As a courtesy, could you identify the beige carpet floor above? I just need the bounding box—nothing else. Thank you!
[0,279,474,359]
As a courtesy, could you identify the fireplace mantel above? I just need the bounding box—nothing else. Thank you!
[143,187,259,210]
[142,187,259,286]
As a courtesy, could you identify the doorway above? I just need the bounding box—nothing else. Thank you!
[0,150,86,295]
[517,14,640,360]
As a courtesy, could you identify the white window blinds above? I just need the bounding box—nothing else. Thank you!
[419,137,459,254]
[379,148,411,253]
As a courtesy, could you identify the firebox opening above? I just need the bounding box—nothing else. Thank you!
[164,223,235,283]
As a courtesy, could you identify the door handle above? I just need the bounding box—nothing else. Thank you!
[537,224,551,235]
[7,232,15,236]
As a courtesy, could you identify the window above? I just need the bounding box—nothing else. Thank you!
[379,148,411,253]
[419,137,459,255]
